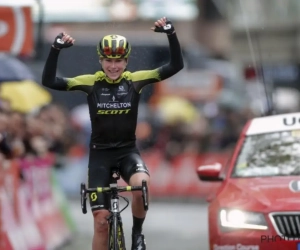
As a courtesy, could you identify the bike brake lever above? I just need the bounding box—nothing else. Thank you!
[142,180,149,211]
[81,183,87,214]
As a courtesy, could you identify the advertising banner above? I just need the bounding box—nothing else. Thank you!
[0,6,33,55]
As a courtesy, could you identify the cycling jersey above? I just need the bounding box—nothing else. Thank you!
[42,33,183,149]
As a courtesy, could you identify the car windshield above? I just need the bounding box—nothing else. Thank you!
[232,130,300,177]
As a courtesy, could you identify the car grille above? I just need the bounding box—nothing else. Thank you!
[270,213,300,238]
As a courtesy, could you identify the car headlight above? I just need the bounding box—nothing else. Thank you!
[220,209,268,230]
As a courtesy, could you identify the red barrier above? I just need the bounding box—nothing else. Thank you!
[1,160,29,250]
[118,150,230,198]
[1,155,71,250]
[20,155,71,249]
[1,149,229,249]
[0,161,8,250]
[144,151,229,197]
[17,179,45,249]
[0,160,3,250]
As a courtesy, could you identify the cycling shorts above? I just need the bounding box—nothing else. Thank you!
[87,146,150,212]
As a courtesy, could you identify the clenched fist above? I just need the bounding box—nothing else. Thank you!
[52,32,75,50]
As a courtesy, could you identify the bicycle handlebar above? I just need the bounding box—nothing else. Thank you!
[80,180,149,214]
[87,185,143,193]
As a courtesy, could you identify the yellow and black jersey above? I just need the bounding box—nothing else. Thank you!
[42,33,183,149]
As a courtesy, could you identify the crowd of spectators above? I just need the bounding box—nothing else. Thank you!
[136,101,256,161]
[0,95,256,165]
[0,98,76,166]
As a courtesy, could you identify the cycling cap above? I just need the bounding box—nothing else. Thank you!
[97,34,131,59]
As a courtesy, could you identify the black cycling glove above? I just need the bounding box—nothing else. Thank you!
[52,33,73,49]
[154,19,175,35]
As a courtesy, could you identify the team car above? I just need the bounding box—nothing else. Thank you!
[197,112,300,250]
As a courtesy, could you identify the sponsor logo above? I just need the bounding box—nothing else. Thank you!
[117,86,127,95]
[213,244,259,250]
[97,109,130,115]
[136,163,149,174]
[0,6,33,55]
[97,102,131,108]
[90,192,97,201]
[284,117,300,126]
[56,38,64,44]
[163,24,172,30]
[136,168,149,174]
[91,205,104,209]
[112,202,118,210]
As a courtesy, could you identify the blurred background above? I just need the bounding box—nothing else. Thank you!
[1,0,300,249]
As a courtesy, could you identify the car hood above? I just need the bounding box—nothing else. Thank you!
[218,176,300,211]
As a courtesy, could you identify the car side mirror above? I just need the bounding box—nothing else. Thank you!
[196,162,223,182]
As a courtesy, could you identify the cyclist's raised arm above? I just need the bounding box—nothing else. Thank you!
[42,47,67,90]
[133,17,184,93]
[42,32,75,91]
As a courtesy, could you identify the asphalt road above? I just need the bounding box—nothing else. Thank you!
[61,199,209,250]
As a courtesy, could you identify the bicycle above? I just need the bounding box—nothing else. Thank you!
[80,167,149,250]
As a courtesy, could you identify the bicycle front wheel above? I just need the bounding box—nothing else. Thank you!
[109,215,126,250]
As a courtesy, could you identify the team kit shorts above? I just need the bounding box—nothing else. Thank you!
[87,146,150,211]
